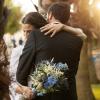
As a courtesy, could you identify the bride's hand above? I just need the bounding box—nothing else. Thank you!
[21,86,36,100]
[40,22,64,37]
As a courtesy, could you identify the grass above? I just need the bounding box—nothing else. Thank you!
[91,84,100,100]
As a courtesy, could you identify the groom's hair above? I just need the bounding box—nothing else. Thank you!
[47,2,70,24]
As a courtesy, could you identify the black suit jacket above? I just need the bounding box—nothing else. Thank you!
[16,29,83,100]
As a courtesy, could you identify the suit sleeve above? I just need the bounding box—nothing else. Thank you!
[16,31,36,86]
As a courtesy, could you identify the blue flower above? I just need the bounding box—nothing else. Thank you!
[44,76,58,88]
[55,63,68,70]
[37,93,44,96]
[32,88,36,93]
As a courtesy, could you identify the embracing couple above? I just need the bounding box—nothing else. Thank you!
[16,2,83,100]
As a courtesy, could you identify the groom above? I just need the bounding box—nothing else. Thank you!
[17,2,83,100]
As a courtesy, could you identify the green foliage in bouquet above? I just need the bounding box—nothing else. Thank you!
[30,60,68,96]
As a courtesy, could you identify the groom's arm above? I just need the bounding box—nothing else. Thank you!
[16,31,36,86]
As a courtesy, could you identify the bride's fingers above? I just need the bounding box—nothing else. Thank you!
[50,30,57,37]
[44,28,55,35]
[40,26,47,30]
[24,91,34,100]
[41,22,61,29]
[40,27,49,32]
[40,22,59,31]
[40,26,53,32]
[40,22,57,29]
[40,24,51,30]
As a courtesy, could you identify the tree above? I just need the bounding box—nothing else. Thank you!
[0,0,8,36]
[71,0,99,100]
[0,0,4,35]
[4,0,22,34]
[76,41,95,100]
[90,0,100,49]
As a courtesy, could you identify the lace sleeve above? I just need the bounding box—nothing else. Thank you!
[0,38,10,99]
[0,38,9,67]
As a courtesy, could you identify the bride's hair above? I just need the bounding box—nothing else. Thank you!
[0,37,10,100]
[22,12,48,28]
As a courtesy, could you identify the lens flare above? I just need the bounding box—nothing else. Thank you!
[96,2,100,9]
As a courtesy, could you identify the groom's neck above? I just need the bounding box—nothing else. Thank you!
[49,17,60,23]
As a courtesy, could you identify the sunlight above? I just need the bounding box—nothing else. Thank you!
[96,2,100,9]
[89,0,93,5]
[12,0,38,13]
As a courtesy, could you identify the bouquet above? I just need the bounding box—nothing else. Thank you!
[30,60,68,96]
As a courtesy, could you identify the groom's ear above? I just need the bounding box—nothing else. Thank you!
[47,12,53,22]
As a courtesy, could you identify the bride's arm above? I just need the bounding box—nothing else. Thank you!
[40,22,87,40]
[62,25,87,40]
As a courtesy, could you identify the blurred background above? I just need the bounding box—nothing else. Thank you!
[0,0,100,100]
